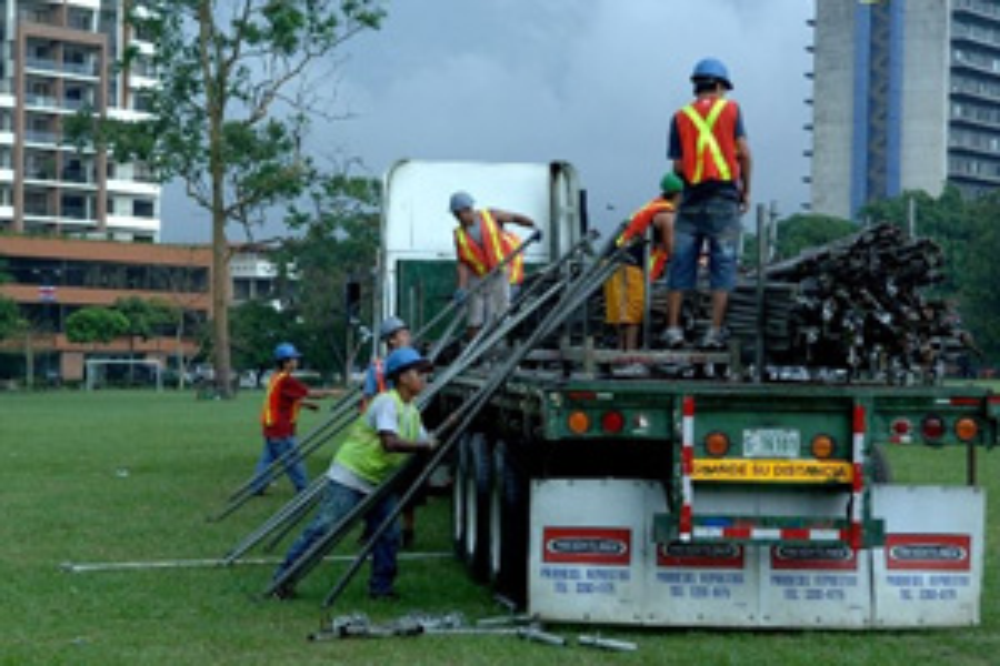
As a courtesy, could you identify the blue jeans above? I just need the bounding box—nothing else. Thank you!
[667,197,741,291]
[252,436,308,493]
[274,479,400,596]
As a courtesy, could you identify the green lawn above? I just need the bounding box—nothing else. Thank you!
[2,389,1000,665]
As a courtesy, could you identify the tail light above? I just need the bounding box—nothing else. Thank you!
[955,417,979,442]
[811,434,835,459]
[568,411,591,435]
[891,419,911,436]
[704,431,730,457]
[921,415,946,443]
[601,411,625,434]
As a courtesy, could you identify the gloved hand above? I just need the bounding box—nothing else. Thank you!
[530,228,543,243]
[453,288,467,304]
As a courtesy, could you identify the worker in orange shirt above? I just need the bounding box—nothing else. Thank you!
[604,173,683,376]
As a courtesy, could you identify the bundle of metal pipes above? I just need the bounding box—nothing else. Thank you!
[648,223,971,384]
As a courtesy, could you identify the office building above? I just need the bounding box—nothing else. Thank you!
[810,0,1000,218]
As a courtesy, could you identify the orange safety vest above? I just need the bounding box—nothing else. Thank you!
[617,198,674,280]
[373,358,387,394]
[454,209,507,277]
[501,230,525,285]
[675,97,741,185]
[260,371,300,428]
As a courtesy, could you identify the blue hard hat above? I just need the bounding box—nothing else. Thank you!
[274,342,302,361]
[449,191,475,214]
[379,316,408,341]
[691,57,733,90]
[385,347,431,378]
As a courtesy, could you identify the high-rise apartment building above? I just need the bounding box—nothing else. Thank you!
[810,0,1000,219]
[0,1,160,240]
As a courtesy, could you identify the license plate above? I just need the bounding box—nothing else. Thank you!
[742,428,801,458]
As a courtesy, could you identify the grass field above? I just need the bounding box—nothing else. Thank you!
[3,389,1000,665]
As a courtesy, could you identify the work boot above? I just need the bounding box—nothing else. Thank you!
[662,327,685,349]
[699,327,728,350]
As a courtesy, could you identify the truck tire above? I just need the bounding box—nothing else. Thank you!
[461,432,492,581]
[489,440,529,604]
[871,445,893,484]
[452,437,468,562]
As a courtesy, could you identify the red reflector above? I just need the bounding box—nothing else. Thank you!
[602,411,625,434]
[891,419,911,436]
[950,397,981,407]
[567,391,597,402]
[922,415,946,441]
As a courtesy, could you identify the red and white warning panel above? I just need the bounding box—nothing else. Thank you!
[529,480,985,628]
[871,485,985,628]
[529,479,660,624]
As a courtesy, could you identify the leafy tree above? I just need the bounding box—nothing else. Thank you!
[230,299,292,385]
[114,297,178,381]
[0,295,22,341]
[276,172,381,381]
[961,193,1000,362]
[69,1,385,398]
[65,307,130,345]
[742,213,857,268]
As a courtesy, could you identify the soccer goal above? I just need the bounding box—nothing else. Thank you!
[84,359,164,391]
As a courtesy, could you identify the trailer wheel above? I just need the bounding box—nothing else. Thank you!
[489,440,528,604]
[462,432,492,581]
[871,445,893,484]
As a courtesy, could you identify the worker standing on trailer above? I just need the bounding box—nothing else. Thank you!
[664,57,753,350]
[450,191,537,339]
[604,172,683,367]
[252,343,337,496]
[361,316,423,548]
[272,347,436,600]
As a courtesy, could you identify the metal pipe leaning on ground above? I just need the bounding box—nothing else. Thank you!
[213,231,547,524]
[259,277,572,595]
[577,634,639,652]
[317,233,632,609]
[259,234,611,597]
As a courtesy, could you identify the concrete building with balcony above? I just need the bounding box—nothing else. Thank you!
[0,0,160,241]
[0,235,211,383]
[810,0,1000,219]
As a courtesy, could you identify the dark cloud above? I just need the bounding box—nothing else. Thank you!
[162,0,814,241]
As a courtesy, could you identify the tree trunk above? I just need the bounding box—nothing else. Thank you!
[201,0,232,399]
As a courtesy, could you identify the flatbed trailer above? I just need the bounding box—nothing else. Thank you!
[434,369,997,629]
[379,159,998,629]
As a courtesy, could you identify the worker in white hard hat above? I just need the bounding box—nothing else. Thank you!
[450,191,539,339]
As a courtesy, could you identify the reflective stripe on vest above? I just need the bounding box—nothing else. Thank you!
[260,371,297,427]
[374,358,386,394]
[681,98,732,184]
[616,199,674,280]
[454,210,506,277]
[502,231,525,285]
[335,390,420,485]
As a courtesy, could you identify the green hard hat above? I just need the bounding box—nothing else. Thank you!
[660,172,684,194]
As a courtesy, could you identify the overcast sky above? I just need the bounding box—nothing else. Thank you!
[161,0,815,243]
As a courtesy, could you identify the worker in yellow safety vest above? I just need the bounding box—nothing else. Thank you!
[450,191,538,339]
[604,173,683,370]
